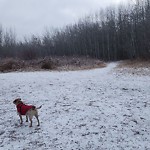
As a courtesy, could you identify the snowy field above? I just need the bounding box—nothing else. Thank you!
[0,63,150,150]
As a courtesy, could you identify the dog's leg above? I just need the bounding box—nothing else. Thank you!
[19,114,23,124]
[35,115,40,126]
[26,115,28,122]
[29,116,33,127]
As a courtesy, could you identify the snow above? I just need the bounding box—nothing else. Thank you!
[0,63,150,150]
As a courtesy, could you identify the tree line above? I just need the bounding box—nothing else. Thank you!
[0,0,150,61]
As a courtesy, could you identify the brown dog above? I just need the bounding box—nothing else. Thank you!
[13,98,42,127]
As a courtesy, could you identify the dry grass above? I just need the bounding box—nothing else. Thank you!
[0,58,56,72]
[116,59,150,76]
[55,56,106,71]
[0,58,25,72]
[0,57,106,73]
[118,59,150,68]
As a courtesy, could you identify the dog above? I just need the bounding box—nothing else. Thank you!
[13,98,42,127]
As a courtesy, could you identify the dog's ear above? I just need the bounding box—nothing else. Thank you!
[13,98,21,104]
[13,100,17,104]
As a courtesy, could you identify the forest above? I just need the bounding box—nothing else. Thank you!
[0,0,150,61]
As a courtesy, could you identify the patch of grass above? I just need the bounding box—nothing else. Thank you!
[0,58,25,72]
[0,56,106,72]
[118,59,150,68]
[116,59,150,76]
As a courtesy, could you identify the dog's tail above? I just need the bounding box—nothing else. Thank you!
[36,105,42,109]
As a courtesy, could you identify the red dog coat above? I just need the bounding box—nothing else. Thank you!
[17,103,33,115]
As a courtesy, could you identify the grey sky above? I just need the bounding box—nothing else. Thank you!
[0,0,127,39]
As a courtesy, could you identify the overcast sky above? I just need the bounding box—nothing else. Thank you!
[0,0,128,39]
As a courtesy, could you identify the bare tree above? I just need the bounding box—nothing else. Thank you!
[0,1,150,60]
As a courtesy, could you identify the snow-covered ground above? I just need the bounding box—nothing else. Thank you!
[0,63,150,150]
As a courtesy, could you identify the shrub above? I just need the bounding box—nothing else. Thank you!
[0,59,25,72]
[41,60,54,70]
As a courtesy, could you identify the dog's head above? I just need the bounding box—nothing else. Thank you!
[13,98,23,105]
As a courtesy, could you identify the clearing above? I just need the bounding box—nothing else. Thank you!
[0,62,150,150]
